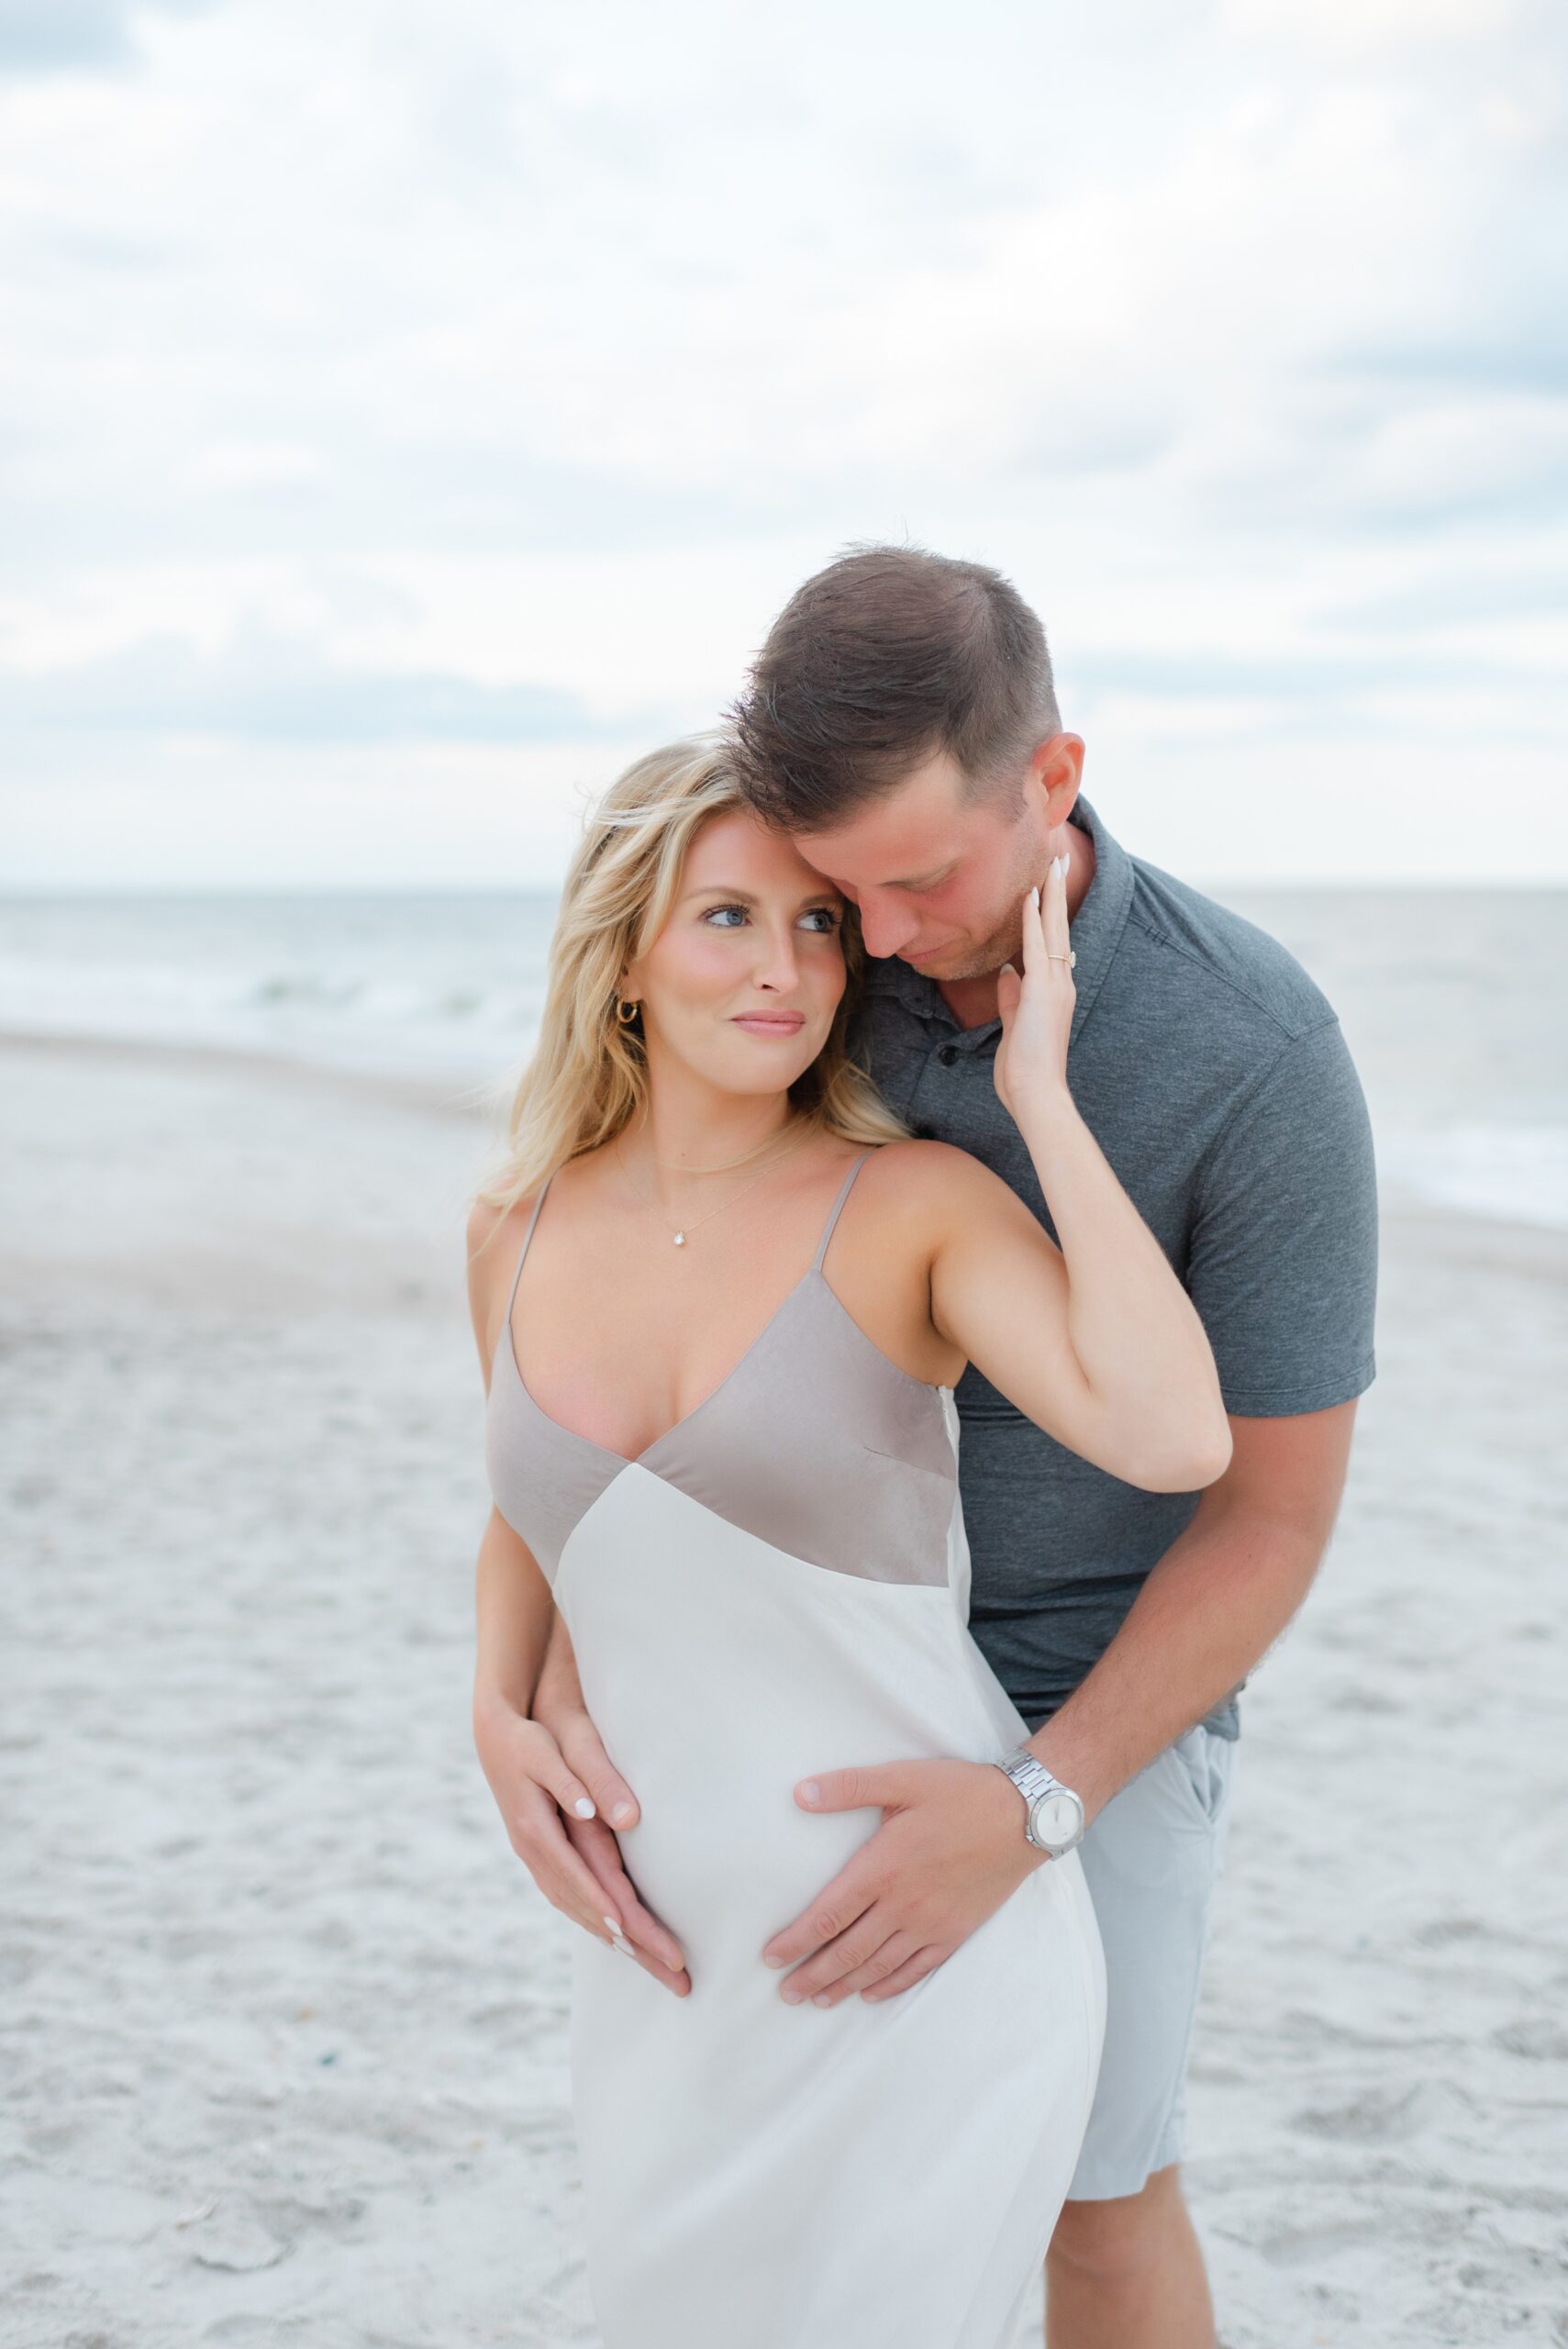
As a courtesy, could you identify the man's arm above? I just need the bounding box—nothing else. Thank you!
[1026,1398,1359,1816]
[529,1402,1360,2005]
[743,1399,1361,2007]
[1017,1009,1376,1810]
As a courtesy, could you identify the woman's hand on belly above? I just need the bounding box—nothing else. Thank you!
[473,1696,691,1997]
[758,1756,1050,2008]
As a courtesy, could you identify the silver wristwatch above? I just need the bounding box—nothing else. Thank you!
[994,1746,1086,1858]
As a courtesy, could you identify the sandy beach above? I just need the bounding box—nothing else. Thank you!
[4,1030,1565,2348]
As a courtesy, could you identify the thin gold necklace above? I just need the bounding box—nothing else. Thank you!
[625,1120,813,1247]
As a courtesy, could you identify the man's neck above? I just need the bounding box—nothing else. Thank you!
[936,970,1008,1032]
[933,816,1097,1031]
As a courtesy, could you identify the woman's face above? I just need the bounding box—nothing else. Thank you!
[622,807,849,1099]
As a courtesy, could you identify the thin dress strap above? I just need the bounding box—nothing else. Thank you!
[812,1151,873,1273]
[504,1169,557,1321]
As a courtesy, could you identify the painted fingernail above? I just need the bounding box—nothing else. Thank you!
[603,1914,622,1937]
[1030,885,1040,910]
[610,1800,636,1825]
[573,1797,595,1818]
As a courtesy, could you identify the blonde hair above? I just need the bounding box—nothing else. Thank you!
[467,732,910,1249]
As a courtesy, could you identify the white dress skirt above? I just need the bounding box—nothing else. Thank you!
[485,1152,1106,2349]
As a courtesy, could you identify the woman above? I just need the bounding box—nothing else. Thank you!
[465,736,1231,2348]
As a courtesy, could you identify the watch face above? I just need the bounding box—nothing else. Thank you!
[1031,1790,1084,1850]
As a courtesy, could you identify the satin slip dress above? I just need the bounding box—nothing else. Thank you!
[484,1147,1106,2349]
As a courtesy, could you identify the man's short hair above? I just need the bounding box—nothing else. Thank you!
[728,542,1062,829]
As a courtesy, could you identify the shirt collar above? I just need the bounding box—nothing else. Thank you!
[862,788,1136,1048]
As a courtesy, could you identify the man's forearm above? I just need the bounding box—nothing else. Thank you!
[534,1502,1318,1814]
[1026,1495,1328,1819]
[531,1419,1348,1832]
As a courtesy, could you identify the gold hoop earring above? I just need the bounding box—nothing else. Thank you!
[616,998,640,1025]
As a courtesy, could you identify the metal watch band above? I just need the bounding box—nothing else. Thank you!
[997,1746,1059,1808]
[993,1746,1084,1854]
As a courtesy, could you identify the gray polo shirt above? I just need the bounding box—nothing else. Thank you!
[848,789,1378,1740]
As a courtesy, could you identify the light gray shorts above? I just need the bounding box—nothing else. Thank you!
[1065,1720,1236,2203]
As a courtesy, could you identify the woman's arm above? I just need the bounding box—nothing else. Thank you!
[466,1197,558,1726]
[929,862,1232,1494]
[472,1507,555,1730]
[464,1200,691,1991]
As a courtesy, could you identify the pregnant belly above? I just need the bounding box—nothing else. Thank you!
[556,1502,1029,1985]
[605,1679,921,1961]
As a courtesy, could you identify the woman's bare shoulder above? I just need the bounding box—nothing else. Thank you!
[467,1191,521,1258]
[464,1187,548,1383]
[464,1187,544,1293]
[863,1136,1015,1210]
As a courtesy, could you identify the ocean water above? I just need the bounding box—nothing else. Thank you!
[2,885,1563,1230]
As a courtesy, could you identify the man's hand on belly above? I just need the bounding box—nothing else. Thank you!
[760,1758,1048,2007]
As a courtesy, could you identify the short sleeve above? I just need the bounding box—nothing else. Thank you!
[1186,1018,1379,1417]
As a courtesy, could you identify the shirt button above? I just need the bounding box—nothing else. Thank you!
[937,1044,958,1066]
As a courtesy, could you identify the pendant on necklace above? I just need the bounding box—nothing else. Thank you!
[673,1231,685,1246]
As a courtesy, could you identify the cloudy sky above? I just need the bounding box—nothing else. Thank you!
[3,0,1563,887]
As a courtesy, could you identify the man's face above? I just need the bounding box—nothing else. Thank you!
[790,740,1082,983]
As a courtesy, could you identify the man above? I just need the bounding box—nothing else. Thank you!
[534,545,1378,2347]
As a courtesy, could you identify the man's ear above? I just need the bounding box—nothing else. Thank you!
[1031,732,1084,825]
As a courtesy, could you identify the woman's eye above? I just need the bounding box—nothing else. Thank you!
[700,904,841,932]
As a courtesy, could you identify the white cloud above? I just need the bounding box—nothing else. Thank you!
[0,0,1563,881]
[185,440,331,492]
[1218,0,1524,58]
